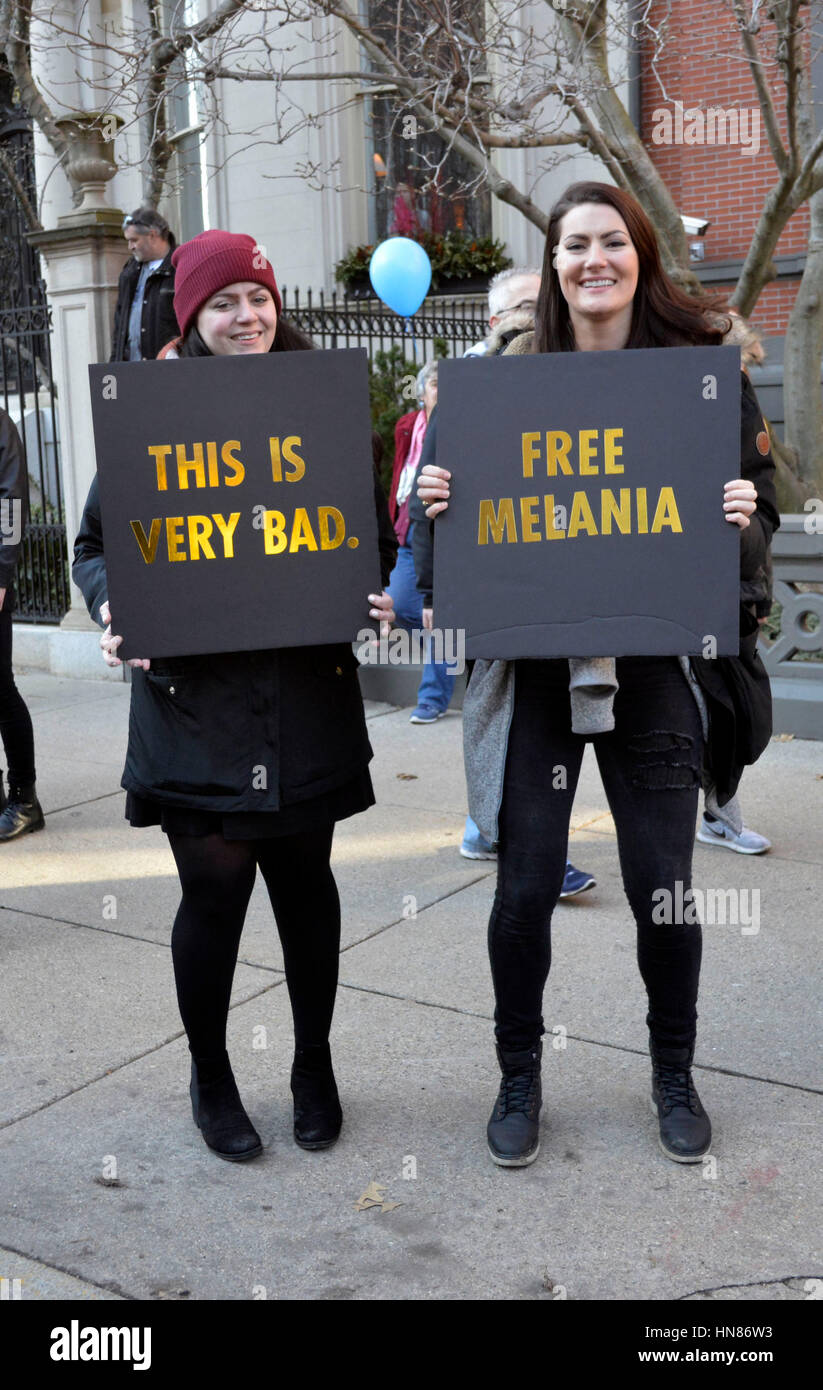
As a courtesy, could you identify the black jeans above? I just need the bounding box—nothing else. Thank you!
[0,606,35,788]
[489,657,703,1054]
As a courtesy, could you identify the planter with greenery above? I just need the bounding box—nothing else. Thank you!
[335,232,512,296]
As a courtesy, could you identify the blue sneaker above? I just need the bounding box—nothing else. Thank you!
[559,861,596,898]
[696,816,770,855]
[409,704,445,724]
[460,830,497,860]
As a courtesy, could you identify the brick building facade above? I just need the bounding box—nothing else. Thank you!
[639,0,817,343]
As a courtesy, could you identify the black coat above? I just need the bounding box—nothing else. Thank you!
[110,245,178,362]
[73,463,397,814]
[0,408,27,609]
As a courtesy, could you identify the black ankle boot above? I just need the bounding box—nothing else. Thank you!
[291,1043,342,1150]
[487,1041,542,1167]
[650,1041,712,1163]
[0,782,44,841]
[190,1061,263,1161]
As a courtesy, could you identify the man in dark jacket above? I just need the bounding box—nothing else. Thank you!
[110,209,178,362]
[0,409,44,840]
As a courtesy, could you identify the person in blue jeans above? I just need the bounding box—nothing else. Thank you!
[386,360,457,722]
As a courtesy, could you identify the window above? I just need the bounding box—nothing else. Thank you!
[364,0,491,243]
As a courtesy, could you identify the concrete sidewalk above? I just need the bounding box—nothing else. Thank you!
[0,669,820,1302]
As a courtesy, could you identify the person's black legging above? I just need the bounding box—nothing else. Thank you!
[489,656,704,1054]
[168,825,340,1081]
[0,608,36,788]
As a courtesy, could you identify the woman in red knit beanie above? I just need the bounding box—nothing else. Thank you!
[73,231,397,1163]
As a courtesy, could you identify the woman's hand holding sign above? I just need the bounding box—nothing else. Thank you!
[723,479,757,529]
[418,464,451,518]
[368,590,395,636]
[99,601,151,669]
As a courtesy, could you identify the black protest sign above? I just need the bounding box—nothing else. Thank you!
[88,350,380,659]
[434,345,742,659]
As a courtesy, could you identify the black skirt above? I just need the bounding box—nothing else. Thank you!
[125,769,375,839]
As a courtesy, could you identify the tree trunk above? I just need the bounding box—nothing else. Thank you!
[782,185,823,492]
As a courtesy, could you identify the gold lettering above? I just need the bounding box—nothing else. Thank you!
[637,487,648,533]
[263,509,287,554]
[600,488,632,535]
[520,496,541,542]
[282,436,305,482]
[221,441,245,487]
[545,431,573,476]
[187,514,216,560]
[148,445,172,492]
[567,491,598,538]
[175,443,205,490]
[290,507,318,552]
[166,516,186,561]
[651,487,682,533]
[318,507,345,549]
[543,495,565,539]
[521,432,540,479]
[130,518,162,564]
[478,497,517,544]
[604,428,624,473]
[270,437,282,483]
[205,442,219,488]
[578,430,598,475]
[212,512,241,557]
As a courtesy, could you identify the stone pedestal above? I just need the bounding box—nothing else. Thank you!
[28,214,123,614]
[26,214,127,676]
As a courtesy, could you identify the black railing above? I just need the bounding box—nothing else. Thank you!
[0,297,69,623]
[279,286,488,361]
[0,86,69,624]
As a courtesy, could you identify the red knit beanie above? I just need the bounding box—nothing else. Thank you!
[171,230,282,337]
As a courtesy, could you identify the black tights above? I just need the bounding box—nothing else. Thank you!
[168,826,340,1080]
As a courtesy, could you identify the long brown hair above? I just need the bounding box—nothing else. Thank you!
[534,182,730,352]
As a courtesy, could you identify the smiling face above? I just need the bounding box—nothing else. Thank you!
[196,282,278,355]
[554,203,639,342]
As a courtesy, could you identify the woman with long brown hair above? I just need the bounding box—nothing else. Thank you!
[419,182,778,1168]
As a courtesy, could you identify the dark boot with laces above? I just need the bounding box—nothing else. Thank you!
[487,1042,542,1167]
[650,1041,712,1163]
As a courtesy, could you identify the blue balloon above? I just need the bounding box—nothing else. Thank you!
[369,237,432,316]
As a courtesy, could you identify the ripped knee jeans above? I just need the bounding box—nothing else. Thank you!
[489,657,704,1053]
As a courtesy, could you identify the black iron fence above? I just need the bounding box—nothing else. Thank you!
[0,297,68,623]
[279,286,488,361]
[1,84,69,625]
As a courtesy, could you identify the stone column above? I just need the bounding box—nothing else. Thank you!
[25,114,125,676]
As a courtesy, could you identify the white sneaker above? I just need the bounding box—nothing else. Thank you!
[696,816,771,854]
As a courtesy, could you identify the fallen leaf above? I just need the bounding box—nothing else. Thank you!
[396,773,418,780]
[355,1181,387,1211]
[380,1200,403,1213]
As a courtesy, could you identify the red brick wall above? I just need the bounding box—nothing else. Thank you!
[639,0,810,333]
